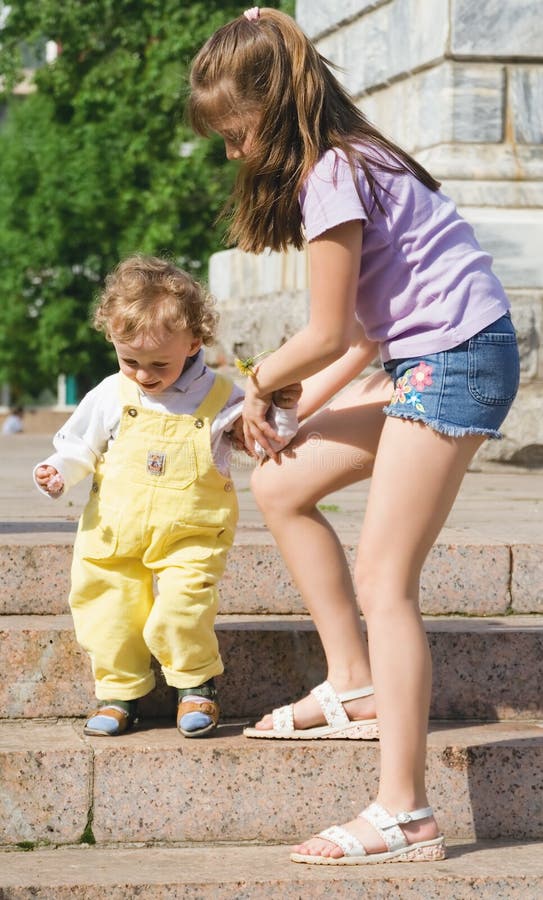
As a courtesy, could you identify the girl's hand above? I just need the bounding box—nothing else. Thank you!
[35,465,65,497]
[242,376,280,460]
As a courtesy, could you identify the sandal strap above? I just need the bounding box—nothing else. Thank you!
[318,825,367,858]
[337,685,374,702]
[311,680,373,728]
[272,704,295,732]
[91,704,131,720]
[271,682,374,732]
[360,802,434,852]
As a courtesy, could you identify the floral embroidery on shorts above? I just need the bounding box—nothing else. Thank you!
[390,362,433,413]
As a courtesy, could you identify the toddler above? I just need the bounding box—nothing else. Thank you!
[34,254,298,738]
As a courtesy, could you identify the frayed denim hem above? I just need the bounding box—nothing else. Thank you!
[382,406,502,440]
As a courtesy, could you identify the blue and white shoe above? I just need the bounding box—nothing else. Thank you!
[177,680,219,737]
[84,702,138,736]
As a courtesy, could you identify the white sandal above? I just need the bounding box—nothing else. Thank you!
[243,680,379,740]
[290,802,446,865]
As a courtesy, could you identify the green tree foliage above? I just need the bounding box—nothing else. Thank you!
[0,0,292,398]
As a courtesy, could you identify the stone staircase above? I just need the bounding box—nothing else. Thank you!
[1,446,542,896]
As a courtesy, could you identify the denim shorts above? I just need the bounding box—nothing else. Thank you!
[383,314,520,439]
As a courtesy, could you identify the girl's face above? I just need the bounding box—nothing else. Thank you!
[112,328,202,394]
[215,115,258,160]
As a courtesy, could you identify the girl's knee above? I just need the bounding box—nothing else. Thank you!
[354,561,420,618]
[251,462,296,515]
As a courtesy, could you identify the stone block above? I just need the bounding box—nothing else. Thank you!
[220,542,511,616]
[0,721,91,845]
[452,0,543,58]
[509,291,543,382]
[214,290,308,372]
[0,537,514,617]
[477,382,543,466]
[419,543,510,615]
[439,180,543,209]
[0,544,72,615]
[362,63,505,152]
[512,544,543,612]
[209,245,308,303]
[1,841,543,898]
[317,0,448,96]
[296,0,377,38]
[1,614,542,721]
[417,143,543,182]
[210,246,309,363]
[87,722,543,843]
[510,66,543,145]
[459,207,543,290]
[0,615,95,718]
[0,721,541,848]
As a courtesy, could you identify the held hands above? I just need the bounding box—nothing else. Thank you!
[242,374,301,460]
[35,465,65,497]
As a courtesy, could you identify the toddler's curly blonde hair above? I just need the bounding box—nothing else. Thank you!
[93,255,218,345]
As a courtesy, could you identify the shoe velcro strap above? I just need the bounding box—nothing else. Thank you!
[178,698,219,725]
[92,705,130,721]
[178,681,217,701]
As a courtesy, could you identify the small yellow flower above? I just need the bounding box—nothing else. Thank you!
[234,349,272,376]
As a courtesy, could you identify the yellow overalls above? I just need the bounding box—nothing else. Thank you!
[69,372,238,701]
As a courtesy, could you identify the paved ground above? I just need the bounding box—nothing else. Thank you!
[1,432,542,545]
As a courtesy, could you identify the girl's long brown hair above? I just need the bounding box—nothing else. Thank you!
[188,7,440,254]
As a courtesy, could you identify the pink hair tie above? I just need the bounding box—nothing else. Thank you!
[244,7,260,21]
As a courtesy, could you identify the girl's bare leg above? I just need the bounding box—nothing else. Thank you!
[294,416,484,857]
[251,371,390,729]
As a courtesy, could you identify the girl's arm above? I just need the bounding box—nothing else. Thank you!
[243,219,363,454]
[296,318,378,421]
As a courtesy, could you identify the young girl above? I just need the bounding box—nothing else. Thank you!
[34,254,298,739]
[189,7,520,864]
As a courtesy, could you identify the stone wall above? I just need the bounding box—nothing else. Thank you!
[209,0,543,464]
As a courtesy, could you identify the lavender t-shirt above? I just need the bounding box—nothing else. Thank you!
[299,147,510,362]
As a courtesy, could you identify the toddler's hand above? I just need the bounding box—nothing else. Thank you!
[227,417,250,454]
[272,382,302,409]
[36,465,65,497]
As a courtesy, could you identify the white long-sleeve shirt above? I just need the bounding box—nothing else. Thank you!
[34,350,298,497]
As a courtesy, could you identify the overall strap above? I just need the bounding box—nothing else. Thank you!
[118,372,141,405]
[194,373,235,423]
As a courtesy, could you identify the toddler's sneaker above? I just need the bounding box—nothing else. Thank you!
[177,678,219,737]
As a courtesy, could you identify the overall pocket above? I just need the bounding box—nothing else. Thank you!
[76,490,120,559]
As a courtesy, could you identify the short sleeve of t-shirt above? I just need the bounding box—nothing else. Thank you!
[299,149,368,242]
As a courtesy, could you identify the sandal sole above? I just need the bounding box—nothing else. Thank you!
[178,721,218,738]
[83,720,136,737]
[290,837,446,865]
[243,720,379,740]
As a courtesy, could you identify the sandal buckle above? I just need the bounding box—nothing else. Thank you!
[396,812,412,824]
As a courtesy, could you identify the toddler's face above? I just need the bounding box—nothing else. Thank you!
[112,328,202,394]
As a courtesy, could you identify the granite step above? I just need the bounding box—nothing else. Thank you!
[1,535,542,617]
[0,720,542,848]
[1,614,542,721]
[1,841,542,899]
